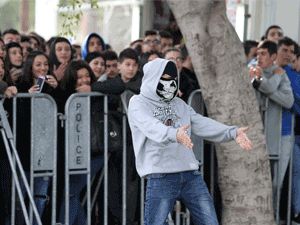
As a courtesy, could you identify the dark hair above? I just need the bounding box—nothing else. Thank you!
[294,43,300,56]
[2,28,20,36]
[60,60,96,95]
[119,48,139,64]
[87,33,106,52]
[0,57,4,66]
[49,37,73,68]
[278,36,296,49]
[46,36,58,48]
[139,51,162,70]
[29,35,41,46]
[81,33,106,60]
[85,51,105,64]
[72,44,81,49]
[21,35,30,43]
[29,32,45,43]
[129,39,143,47]
[264,25,283,39]
[180,45,190,61]
[105,43,112,50]
[4,42,23,69]
[0,57,8,82]
[0,38,4,45]
[257,40,277,55]
[159,30,173,39]
[243,40,259,56]
[87,33,106,51]
[144,30,158,37]
[103,50,118,61]
[21,51,51,85]
[163,47,182,58]
[29,31,46,51]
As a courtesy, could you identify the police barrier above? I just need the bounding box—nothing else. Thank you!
[64,93,101,225]
[187,89,205,174]
[262,98,293,225]
[0,93,57,225]
[64,92,129,225]
[63,91,140,225]
[1,90,294,225]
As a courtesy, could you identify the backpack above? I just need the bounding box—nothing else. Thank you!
[91,110,122,155]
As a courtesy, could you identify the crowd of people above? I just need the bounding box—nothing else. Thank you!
[0,21,299,225]
[0,26,199,225]
[244,25,300,224]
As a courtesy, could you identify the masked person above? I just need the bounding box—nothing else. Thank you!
[127,58,253,225]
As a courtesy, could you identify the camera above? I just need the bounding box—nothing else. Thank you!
[36,75,46,92]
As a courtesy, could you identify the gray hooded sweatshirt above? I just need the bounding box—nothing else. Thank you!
[128,58,237,177]
[255,65,294,155]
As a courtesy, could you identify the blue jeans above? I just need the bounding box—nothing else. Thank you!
[33,177,50,224]
[16,174,50,225]
[293,135,300,215]
[145,170,218,225]
[59,155,104,225]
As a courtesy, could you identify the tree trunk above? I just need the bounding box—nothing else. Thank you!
[167,0,276,224]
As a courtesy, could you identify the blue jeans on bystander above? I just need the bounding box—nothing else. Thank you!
[59,155,104,225]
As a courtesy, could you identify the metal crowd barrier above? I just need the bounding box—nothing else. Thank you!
[64,93,104,225]
[64,92,129,225]
[187,89,217,201]
[261,97,293,225]
[0,93,57,225]
[187,89,205,174]
[1,89,294,225]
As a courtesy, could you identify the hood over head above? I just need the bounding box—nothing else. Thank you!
[140,58,178,102]
[81,33,106,60]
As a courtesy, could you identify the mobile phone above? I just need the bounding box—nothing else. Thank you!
[36,76,45,92]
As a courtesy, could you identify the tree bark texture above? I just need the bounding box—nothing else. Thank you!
[167,0,276,224]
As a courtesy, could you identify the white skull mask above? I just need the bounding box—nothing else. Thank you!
[156,78,178,101]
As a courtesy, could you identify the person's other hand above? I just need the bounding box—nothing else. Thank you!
[9,68,22,82]
[53,63,68,81]
[76,84,91,93]
[249,66,262,79]
[176,125,193,149]
[177,90,183,97]
[4,86,17,98]
[273,67,285,75]
[235,127,253,151]
[28,84,40,93]
[45,75,58,88]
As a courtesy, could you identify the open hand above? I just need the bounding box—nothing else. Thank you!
[53,63,68,81]
[235,127,253,151]
[176,125,193,149]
